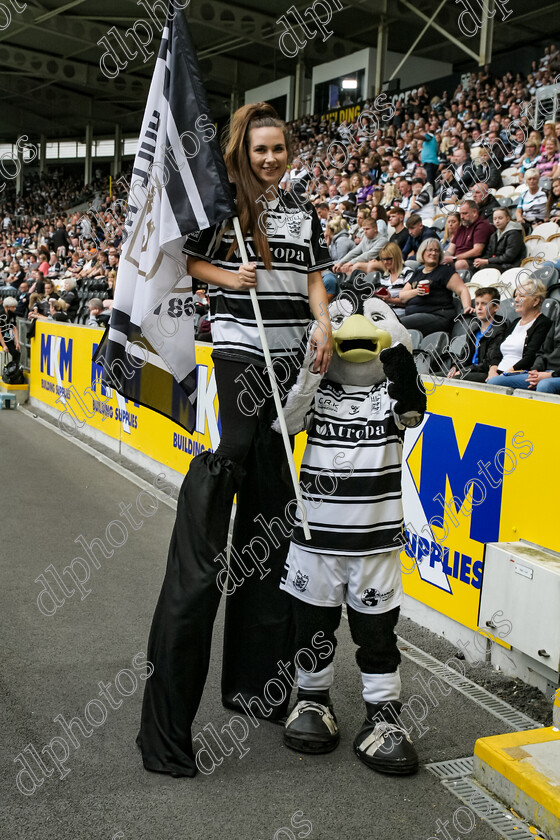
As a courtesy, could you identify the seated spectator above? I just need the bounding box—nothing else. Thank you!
[442,212,460,251]
[474,207,526,272]
[356,173,374,203]
[350,205,370,242]
[536,137,560,179]
[388,206,409,250]
[408,177,434,222]
[59,277,79,322]
[449,145,476,196]
[516,169,547,231]
[315,201,329,230]
[87,298,110,327]
[333,217,387,275]
[399,238,473,335]
[546,177,560,221]
[28,279,48,315]
[325,215,353,264]
[402,214,439,261]
[29,298,70,323]
[472,147,503,190]
[448,287,506,382]
[0,296,20,364]
[381,182,400,209]
[487,279,551,385]
[370,204,388,238]
[373,242,413,317]
[396,178,413,212]
[518,139,541,174]
[471,182,500,223]
[443,200,495,270]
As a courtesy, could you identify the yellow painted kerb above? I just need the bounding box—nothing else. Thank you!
[475,728,560,818]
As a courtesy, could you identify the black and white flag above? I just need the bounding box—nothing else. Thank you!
[94,3,235,432]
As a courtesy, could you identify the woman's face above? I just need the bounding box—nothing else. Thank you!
[357,212,364,226]
[553,180,560,196]
[514,288,541,315]
[423,244,441,266]
[525,144,537,157]
[526,173,539,192]
[380,252,394,272]
[447,215,459,235]
[247,126,288,187]
[493,210,508,231]
[545,138,557,156]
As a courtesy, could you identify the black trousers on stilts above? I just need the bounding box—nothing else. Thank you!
[138,359,298,776]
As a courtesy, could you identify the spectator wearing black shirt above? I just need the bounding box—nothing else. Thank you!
[471,182,500,223]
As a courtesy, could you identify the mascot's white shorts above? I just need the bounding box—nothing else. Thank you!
[281,545,403,614]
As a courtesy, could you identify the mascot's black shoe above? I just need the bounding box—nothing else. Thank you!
[284,690,340,754]
[353,701,418,776]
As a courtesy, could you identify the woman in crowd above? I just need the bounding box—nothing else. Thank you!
[442,211,460,251]
[370,203,388,237]
[323,215,353,298]
[474,207,526,272]
[138,102,333,779]
[516,169,547,230]
[381,182,400,209]
[356,172,374,204]
[374,242,412,317]
[518,139,541,174]
[399,237,473,335]
[487,279,551,385]
[350,205,371,243]
[536,137,560,179]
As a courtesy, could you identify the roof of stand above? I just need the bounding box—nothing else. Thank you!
[0,0,558,141]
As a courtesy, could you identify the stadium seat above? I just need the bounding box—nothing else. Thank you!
[547,233,560,260]
[542,298,560,325]
[497,298,517,321]
[457,269,472,283]
[472,267,501,288]
[498,267,524,297]
[408,329,423,350]
[548,284,560,303]
[497,196,514,208]
[539,177,552,192]
[414,351,432,375]
[500,168,521,186]
[495,185,516,198]
[420,330,449,359]
[536,222,560,239]
[523,237,558,262]
[447,334,470,371]
[533,264,559,288]
[431,217,446,231]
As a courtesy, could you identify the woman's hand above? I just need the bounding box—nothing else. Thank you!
[486,365,499,381]
[233,263,257,290]
[473,258,488,268]
[310,324,333,375]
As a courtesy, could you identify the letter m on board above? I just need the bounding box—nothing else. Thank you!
[40,334,73,382]
[418,415,506,543]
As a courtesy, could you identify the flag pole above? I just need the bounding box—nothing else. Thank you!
[232,216,311,541]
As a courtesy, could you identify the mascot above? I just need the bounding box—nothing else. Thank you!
[274,292,426,775]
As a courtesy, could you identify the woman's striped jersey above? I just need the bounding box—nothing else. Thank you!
[183,191,332,367]
[291,378,407,556]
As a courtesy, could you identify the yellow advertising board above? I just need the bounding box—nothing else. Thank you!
[29,321,557,634]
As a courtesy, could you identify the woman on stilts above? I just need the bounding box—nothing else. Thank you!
[138,102,333,777]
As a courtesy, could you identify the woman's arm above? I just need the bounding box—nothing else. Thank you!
[446,272,474,313]
[515,315,552,370]
[307,270,333,375]
[186,255,256,291]
[398,281,424,303]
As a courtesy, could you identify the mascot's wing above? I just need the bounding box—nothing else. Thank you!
[272,343,323,435]
[380,343,427,428]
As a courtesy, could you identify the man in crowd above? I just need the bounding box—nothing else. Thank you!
[450,145,476,196]
[443,200,495,271]
[402,214,439,261]
[472,182,500,223]
[87,298,110,328]
[333,217,387,275]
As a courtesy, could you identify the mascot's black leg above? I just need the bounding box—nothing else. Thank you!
[137,452,243,777]
[283,600,342,754]
[221,421,296,721]
[347,606,418,776]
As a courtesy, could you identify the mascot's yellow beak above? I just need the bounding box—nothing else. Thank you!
[333,314,392,364]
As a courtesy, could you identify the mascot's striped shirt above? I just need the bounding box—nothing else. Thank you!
[292,378,407,556]
[183,191,331,367]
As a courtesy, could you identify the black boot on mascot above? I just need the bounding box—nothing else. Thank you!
[274,290,426,777]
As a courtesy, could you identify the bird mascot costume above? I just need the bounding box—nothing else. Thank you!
[274,291,427,775]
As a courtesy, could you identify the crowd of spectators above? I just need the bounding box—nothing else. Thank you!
[1,44,560,393]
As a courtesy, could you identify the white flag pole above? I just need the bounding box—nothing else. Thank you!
[232,216,311,541]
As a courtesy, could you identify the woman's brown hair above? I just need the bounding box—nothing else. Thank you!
[223,102,292,270]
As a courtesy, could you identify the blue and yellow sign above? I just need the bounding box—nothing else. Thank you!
[30,321,556,634]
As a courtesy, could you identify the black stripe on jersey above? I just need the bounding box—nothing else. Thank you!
[307,436,404,450]
[292,525,404,555]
